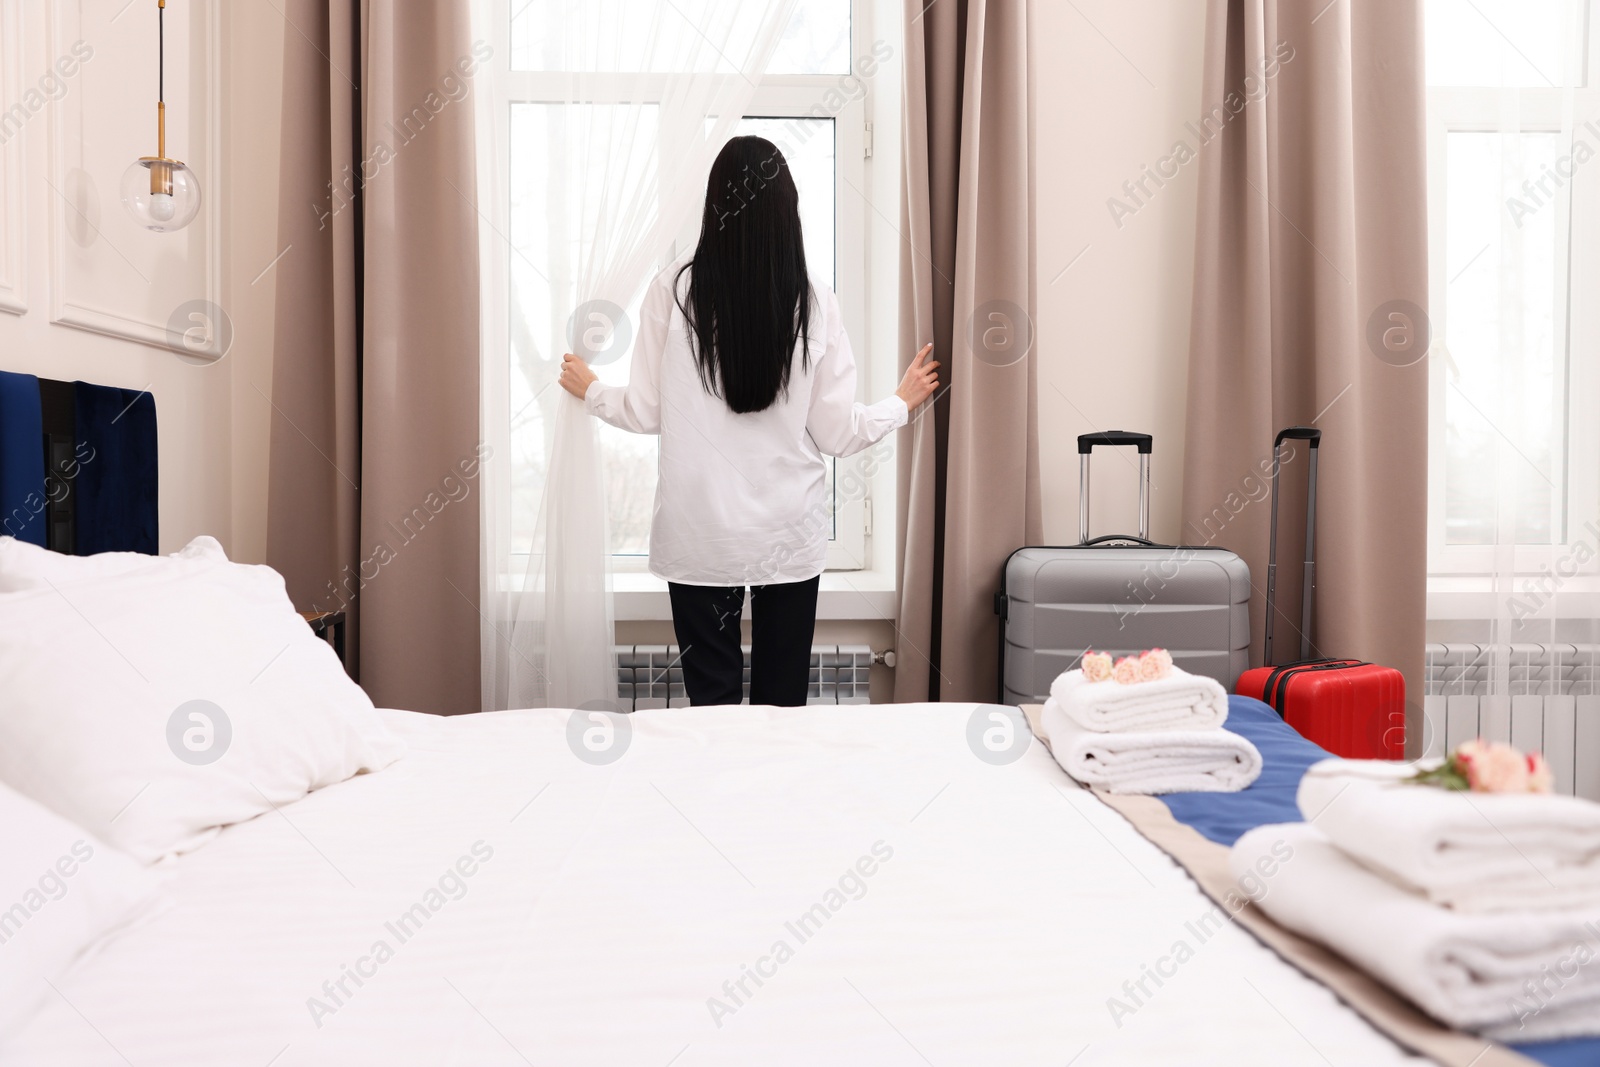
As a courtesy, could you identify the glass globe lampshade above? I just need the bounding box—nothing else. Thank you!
[121,157,201,233]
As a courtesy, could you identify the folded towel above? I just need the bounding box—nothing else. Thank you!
[1232,822,1600,1041]
[1048,665,1228,733]
[1042,699,1262,794]
[1300,758,1600,913]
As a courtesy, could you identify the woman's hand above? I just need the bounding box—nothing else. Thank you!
[896,344,940,412]
[559,353,599,401]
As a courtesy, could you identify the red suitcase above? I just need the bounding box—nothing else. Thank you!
[1234,427,1406,759]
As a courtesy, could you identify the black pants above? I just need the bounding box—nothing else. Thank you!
[667,576,820,707]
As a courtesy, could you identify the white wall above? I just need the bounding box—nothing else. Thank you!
[1034,0,1208,545]
[0,0,225,551]
[0,1,280,560]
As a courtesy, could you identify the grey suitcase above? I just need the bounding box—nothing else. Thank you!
[995,431,1251,704]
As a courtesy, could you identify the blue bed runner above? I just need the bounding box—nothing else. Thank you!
[1160,697,1331,848]
[1158,696,1597,1067]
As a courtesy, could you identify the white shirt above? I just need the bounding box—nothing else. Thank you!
[585,259,907,586]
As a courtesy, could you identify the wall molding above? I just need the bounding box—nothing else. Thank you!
[47,0,223,358]
[0,0,27,316]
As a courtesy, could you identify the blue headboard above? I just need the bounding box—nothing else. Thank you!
[0,371,158,555]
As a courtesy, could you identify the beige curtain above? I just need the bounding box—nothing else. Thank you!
[1182,0,1429,743]
[266,0,361,666]
[267,0,482,715]
[895,0,1042,703]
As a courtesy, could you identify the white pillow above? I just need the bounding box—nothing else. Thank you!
[0,534,226,592]
[0,780,165,1039]
[0,538,403,863]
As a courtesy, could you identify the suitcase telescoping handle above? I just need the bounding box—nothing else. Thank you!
[1077,431,1153,544]
[1263,426,1321,666]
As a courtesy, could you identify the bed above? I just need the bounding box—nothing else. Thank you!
[1,700,1455,1066]
[1,530,1591,1065]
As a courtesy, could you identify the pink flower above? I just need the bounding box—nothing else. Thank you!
[1112,656,1140,685]
[1081,651,1114,684]
[1528,752,1554,794]
[1457,739,1530,794]
[1138,648,1173,681]
[1410,739,1559,794]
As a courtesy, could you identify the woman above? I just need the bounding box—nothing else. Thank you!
[559,136,939,707]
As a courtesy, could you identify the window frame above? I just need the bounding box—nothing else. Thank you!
[489,0,884,577]
[1424,1,1600,586]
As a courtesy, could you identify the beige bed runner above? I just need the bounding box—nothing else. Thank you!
[1020,704,1540,1067]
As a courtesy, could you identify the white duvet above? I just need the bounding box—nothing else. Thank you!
[5,704,1428,1066]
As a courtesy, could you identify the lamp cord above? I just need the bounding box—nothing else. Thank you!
[158,2,164,104]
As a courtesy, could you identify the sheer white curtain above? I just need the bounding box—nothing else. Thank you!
[1424,0,1600,790]
[475,0,800,711]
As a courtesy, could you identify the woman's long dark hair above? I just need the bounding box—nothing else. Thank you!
[676,136,811,414]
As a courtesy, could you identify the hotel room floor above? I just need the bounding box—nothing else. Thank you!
[8,704,1427,1066]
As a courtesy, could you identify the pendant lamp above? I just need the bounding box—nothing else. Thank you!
[120,0,200,232]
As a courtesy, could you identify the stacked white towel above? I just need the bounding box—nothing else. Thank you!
[1300,758,1600,913]
[1232,822,1600,1041]
[1048,666,1229,732]
[1040,667,1260,795]
[1042,711,1262,794]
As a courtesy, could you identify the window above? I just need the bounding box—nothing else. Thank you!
[492,0,889,574]
[1425,0,1600,579]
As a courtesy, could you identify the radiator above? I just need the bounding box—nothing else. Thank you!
[1424,643,1600,800]
[614,644,875,709]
